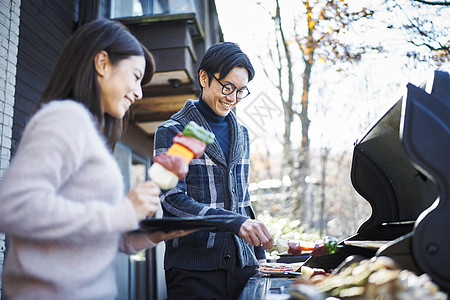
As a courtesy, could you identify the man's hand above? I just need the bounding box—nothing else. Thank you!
[239,219,273,250]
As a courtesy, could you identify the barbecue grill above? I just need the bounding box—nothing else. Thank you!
[303,70,450,293]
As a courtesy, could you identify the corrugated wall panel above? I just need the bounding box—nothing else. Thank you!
[12,0,76,154]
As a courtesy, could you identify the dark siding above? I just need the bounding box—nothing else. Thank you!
[13,0,77,154]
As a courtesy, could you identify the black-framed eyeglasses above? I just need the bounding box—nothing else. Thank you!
[210,73,250,99]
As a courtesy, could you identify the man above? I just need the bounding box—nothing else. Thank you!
[154,42,273,300]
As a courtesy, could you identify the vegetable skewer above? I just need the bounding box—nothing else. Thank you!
[149,121,214,189]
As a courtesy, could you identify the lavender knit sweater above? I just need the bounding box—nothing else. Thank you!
[0,100,155,300]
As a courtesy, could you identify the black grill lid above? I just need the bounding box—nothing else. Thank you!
[304,71,449,291]
[402,70,450,291]
[350,72,446,233]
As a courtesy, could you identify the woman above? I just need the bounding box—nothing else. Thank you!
[0,19,180,299]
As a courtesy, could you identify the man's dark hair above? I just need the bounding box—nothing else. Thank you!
[198,42,255,90]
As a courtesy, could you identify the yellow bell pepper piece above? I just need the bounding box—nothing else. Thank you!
[167,143,194,164]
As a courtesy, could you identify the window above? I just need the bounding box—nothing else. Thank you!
[113,143,154,299]
[109,0,196,19]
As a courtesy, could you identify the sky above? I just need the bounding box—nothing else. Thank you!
[214,0,449,155]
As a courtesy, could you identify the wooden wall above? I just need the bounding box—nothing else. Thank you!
[12,0,77,154]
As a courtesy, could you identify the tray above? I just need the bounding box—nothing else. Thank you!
[277,253,311,263]
[139,215,236,233]
[258,262,304,277]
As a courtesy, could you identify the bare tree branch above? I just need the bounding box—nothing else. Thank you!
[413,0,450,5]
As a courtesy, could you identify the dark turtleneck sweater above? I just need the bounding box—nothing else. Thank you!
[194,97,230,162]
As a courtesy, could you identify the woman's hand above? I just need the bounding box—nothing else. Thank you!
[239,219,273,250]
[127,180,161,220]
[148,229,197,243]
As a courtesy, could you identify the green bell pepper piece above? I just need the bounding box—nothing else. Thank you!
[182,121,215,144]
[324,236,338,254]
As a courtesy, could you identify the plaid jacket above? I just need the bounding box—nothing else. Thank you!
[154,100,264,271]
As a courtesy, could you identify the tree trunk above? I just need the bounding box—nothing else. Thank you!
[274,0,298,217]
[319,147,330,236]
[275,0,294,173]
[295,2,314,223]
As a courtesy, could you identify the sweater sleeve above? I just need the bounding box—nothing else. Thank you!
[0,101,138,242]
[119,231,157,254]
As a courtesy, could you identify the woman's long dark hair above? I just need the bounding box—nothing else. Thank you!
[39,19,155,150]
